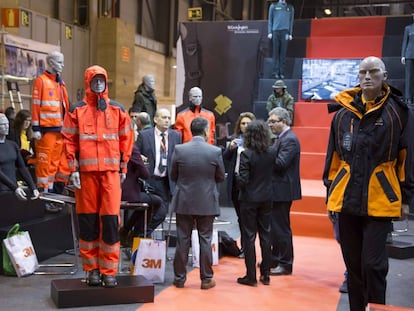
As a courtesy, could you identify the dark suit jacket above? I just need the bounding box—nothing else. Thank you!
[170,136,225,216]
[137,127,181,194]
[121,145,150,202]
[237,147,275,203]
[271,129,302,202]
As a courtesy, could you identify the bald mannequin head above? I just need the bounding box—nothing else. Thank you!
[358,56,387,101]
[189,87,203,106]
[46,51,64,74]
[0,113,9,142]
[143,75,155,91]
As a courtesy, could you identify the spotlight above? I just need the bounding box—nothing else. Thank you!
[323,8,332,16]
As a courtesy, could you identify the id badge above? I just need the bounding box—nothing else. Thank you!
[161,157,167,166]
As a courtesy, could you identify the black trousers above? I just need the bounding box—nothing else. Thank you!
[239,200,272,281]
[271,29,289,76]
[405,58,414,104]
[270,201,293,270]
[338,213,391,311]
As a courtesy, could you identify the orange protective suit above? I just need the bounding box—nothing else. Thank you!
[175,105,216,144]
[32,71,69,190]
[62,65,133,275]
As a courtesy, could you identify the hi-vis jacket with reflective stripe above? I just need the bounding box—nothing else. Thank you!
[323,84,414,217]
[32,71,70,132]
[62,65,133,173]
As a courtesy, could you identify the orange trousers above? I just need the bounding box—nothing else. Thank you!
[54,145,70,185]
[75,171,121,275]
[34,132,63,190]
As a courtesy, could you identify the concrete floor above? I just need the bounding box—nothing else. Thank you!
[1,207,414,311]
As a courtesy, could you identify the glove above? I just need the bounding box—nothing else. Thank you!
[401,57,406,65]
[31,189,40,200]
[71,172,81,189]
[267,33,272,39]
[15,187,27,201]
[327,211,338,224]
[120,173,127,184]
[288,34,293,41]
[33,131,42,140]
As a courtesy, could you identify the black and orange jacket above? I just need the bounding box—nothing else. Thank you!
[62,65,133,174]
[323,84,414,217]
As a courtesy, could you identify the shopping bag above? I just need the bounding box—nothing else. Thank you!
[2,224,39,277]
[131,238,166,283]
[192,228,219,268]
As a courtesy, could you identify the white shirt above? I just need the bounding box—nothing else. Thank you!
[154,127,168,177]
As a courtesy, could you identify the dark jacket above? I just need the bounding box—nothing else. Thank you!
[132,84,157,123]
[323,84,414,217]
[121,145,150,202]
[237,148,275,203]
[271,129,302,202]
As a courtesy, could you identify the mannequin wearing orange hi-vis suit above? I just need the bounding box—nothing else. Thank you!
[31,51,70,194]
[62,65,133,288]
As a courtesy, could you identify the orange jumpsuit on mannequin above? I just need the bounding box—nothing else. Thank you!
[31,51,70,191]
[62,65,133,287]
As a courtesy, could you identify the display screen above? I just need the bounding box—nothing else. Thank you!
[301,59,361,101]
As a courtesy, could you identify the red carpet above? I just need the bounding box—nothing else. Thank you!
[138,236,345,311]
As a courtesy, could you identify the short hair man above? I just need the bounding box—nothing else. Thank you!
[171,117,225,289]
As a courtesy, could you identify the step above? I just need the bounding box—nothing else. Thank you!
[295,126,329,153]
[300,152,326,180]
[306,36,384,58]
[386,240,414,260]
[294,102,333,127]
[262,57,303,80]
[51,275,154,308]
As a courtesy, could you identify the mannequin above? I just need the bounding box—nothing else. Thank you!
[401,12,414,104]
[132,74,157,124]
[0,113,39,200]
[267,0,294,79]
[31,50,70,198]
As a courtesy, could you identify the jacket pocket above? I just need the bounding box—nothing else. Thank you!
[375,171,398,203]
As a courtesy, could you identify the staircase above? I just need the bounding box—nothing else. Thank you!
[255,15,411,239]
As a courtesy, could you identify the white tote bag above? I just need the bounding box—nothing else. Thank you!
[132,239,166,283]
[192,229,219,268]
[3,224,39,277]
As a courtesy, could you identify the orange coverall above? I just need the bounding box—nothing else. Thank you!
[62,65,133,275]
[175,105,216,144]
[31,71,69,190]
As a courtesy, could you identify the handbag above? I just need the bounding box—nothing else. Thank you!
[138,178,158,194]
[2,224,39,277]
[131,237,166,283]
[191,228,219,268]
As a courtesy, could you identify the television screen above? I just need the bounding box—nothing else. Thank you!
[301,59,361,101]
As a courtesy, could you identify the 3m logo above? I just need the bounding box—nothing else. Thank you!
[23,246,34,258]
[141,258,162,269]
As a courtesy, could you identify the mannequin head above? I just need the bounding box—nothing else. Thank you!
[46,51,64,74]
[189,87,203,106]
[0,113,9,142]
[143,75,155,91]
[90,74,106,94]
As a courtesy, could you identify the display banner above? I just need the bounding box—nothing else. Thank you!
[3,34,60,79]
[176,21,269,146]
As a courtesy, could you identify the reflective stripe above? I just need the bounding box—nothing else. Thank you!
[55,172,70,180]
[40,113,62,119]
[79,134,98,140]
[37,177,48,184]
[62,126,78,134]
[79,158,99,166]
[98,259,119,269]
[103,158,120,165]
[32,100,41,105]
[120,162,127,168]
[68,160,77,169]
[40,100,61,107]
[83,257,99,266]
[119,126,131,136]
[79,240,99,250]
[32,121,40,126]
[99,242,120,253]
[103,133,118,140]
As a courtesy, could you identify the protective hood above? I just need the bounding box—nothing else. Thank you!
[83,65,109,107]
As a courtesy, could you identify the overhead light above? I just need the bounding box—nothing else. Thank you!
[323,8,332,16]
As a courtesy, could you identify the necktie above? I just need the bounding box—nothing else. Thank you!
[158,133,166,173]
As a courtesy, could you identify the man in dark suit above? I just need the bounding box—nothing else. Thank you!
[170,117,225,290]
[401,12,414,104]
[267,107,301,275]
[136,108,181,233]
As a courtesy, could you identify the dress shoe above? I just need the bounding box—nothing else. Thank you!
[173,279,185,288]
[45,202,63,213]
[237,276,257,287]
[270,266,292,276]
[101,274,118,288]
[201,278,216,290]
[260,275,270,285]
[339,280,348,293]
[86,269,101,286]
